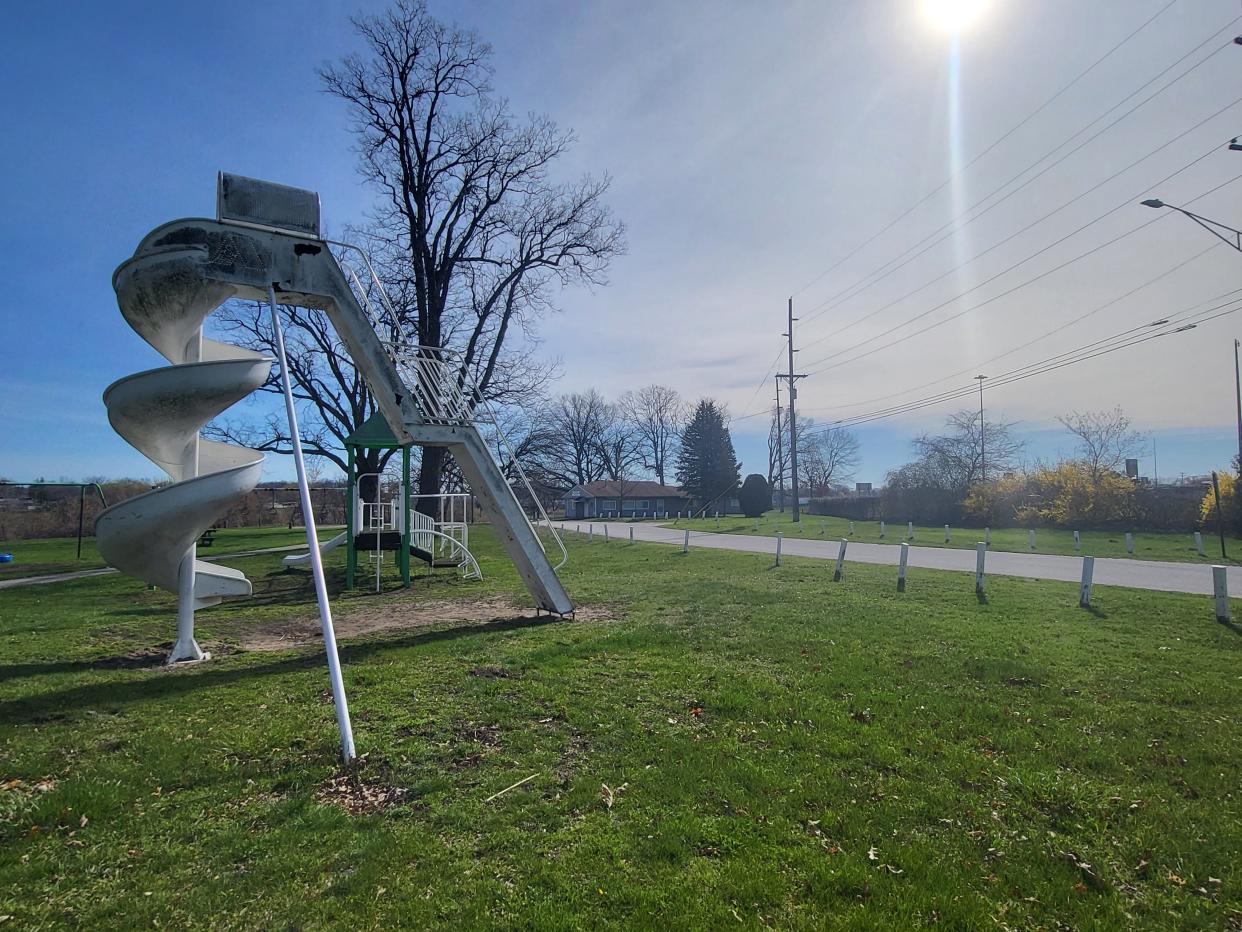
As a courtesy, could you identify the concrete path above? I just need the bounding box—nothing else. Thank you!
[597,522,1240,597]
[0,544,309,591]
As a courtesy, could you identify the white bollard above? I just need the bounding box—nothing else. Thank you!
[944,524,951,542]
[576,524,580,535]
[1073,530,1081,551]
[820,521,826,536]
[775,531,783,566]
[1195,531,1204,556]
[897,542,909,592]
[985,526,991,545]
[1125,532,1134,555]
[589,524,594,542]
[880,520,886,539]
[755,518,760,532]
[834,538,848,581]
[1079,555,1094,608]
[1028,529,1036,550]
[683,529,690,554]
[629,526,634,543]
[907,521,914,540]
[716,515,720,528]
[849,521,855,536]
[1213,565,1230,622]
[1212,566,1232,623]
[604,525,609,542]
[975,542,986,595]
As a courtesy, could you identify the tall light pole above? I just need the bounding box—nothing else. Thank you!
[975,374,988,483]
[778,298,806,523]
[1235,338,1242,470]
[1142,198,1242,468]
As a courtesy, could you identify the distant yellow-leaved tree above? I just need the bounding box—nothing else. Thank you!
[1199,472,1235,527]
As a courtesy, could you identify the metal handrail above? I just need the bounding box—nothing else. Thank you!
[386,343,568,572]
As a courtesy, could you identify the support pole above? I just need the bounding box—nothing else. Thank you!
[629,526,634,543]
[1079,556,1094,608]
[1195,531,1205,556]
[268,285,355,762]
[1028,529,1036,550]
[775,530,783,566]
[897,542,909,592]
[1213,565,1231,623]
[76,484,86,561]
[400,446,411,587]
[880,520,885,539]
[169,327,204,664]
[975,542,986,596]
[1125,532,1134,555]
[683,529,690,553]
[785,298,802,524]
[1073,530,1080,552]
[833,538,847,582]
[1212,471,1228,560]
[345,446,357,590]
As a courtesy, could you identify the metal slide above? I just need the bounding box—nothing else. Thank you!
[282,530,349,567]
[98,175,572,651]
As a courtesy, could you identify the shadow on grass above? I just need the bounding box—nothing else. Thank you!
[0,614,560,724]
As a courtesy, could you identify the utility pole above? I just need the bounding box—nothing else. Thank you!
[774,375,786,513]
[1234,338,1242,471]
[778,298,806,523]
[975,374,988,483]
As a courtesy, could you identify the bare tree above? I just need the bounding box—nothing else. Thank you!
[799,423,861,495]
[320,1,625,510]
[618,385,686,485]
[768,405,788,512]
[521,390,613,490]
[1058,407,1145,479]
[912,410,1023,493]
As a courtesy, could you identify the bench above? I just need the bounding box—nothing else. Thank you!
[198,528,218,547]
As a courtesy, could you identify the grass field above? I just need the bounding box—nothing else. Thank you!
[3,527,1241,928]
[0,526,344,581]
[639,511,1242,566]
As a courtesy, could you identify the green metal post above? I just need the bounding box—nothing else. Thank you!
[401,446,411,586]
[345,446,357,590]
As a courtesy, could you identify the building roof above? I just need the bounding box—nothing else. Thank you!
[567,480,688,499]
[344,411,404,449]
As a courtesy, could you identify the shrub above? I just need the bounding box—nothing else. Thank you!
[739,474,770,518]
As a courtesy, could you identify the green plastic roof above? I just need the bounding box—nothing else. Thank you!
[343,411,406,449]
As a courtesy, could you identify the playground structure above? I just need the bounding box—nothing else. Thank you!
[281,411,481,590]
[96,173,572,667]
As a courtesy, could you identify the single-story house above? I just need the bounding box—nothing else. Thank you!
[562,480,692,519]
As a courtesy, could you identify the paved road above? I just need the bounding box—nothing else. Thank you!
[0,544,309,591]
[595,522,1240,597]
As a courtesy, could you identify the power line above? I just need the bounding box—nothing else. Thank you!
[799,170,1242,377]
[797,242,1228,417]
[797,19,1240,337]
[788,0,1189,301]
[802,296,1242,433]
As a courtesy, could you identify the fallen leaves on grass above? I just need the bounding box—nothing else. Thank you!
[1060,851,1109,891]
[315,758,411,816]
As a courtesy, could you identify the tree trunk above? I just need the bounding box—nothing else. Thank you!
[417,446,447,518]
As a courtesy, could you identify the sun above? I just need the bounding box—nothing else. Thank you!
[921,0,988,34]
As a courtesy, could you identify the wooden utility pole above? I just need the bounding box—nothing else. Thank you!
[778,298,806,523]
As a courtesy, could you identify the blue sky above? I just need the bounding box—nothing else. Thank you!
[2,0,1241,487]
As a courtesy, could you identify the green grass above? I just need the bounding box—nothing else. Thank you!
[0,526,343,580]
[3,528,1242,928]
[652,511,1241,565]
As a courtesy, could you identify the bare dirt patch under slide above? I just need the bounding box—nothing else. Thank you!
[231,596,619,652]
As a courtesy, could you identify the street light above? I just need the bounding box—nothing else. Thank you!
[975,374,987,483]
[1141,198,1242,252]
[1144,196,1242,468]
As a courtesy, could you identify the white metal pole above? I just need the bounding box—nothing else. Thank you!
[984,526,991,546]
[833,538,847,582]
[775,530,783,566]
[944,524,951,542]
[1028,529,1036,550]
[907,521,914,540]
[879,520,885,539]
[268,286,355,762]
[170,326,204,664]
[1074,530,1081,552]
[629,526,634,543]
[604,524,609,543]
[1079,556,1094,608]
[975,542,986,595]
[1125,532,1134,555]
[683,529,690,553]
[1213,565,1230,622]
[1195,531,1205,556]
[897,542,909,592]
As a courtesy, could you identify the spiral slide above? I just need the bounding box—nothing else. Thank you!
[97,173,572,663]
[282,531,349,567]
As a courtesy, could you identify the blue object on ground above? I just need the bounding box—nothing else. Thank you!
[0,553,12,563]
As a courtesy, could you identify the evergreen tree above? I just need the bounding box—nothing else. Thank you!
[676,400,741,510]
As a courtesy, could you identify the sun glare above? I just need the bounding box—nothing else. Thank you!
[921,0,988,34]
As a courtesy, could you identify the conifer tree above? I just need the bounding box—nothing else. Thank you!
[676,400,741,510]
